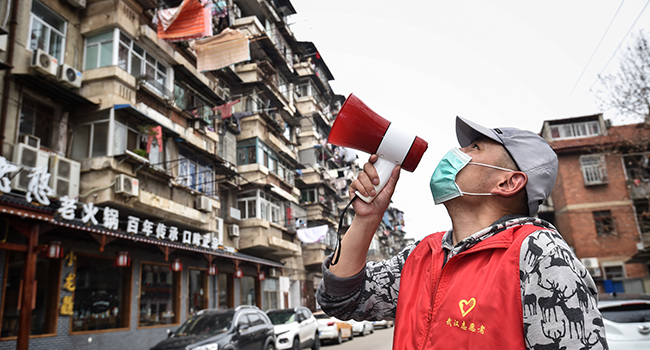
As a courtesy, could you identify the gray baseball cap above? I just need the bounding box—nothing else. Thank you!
[455,116,558,215]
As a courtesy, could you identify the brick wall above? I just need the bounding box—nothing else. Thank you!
[551,151,647,279]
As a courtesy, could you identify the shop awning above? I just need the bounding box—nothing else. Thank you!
[626,249,650,264]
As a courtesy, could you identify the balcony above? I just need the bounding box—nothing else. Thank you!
[294,62,315,77]
[232,16,266,38]
[238,218,301,258]
[295,96,329,124]
[80,66,137,108]
[302,243,329,270]
[629,180,650,200]
[81,0,141,38]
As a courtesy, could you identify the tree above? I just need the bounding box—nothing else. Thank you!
[598,30,650,124]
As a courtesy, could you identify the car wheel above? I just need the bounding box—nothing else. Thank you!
[335,330,343,345]
[266,341,276,350]
[311,332,320,350]
[359,326,365,337]
[349,329,354,340]
[292,337,300,350]
[370,325,374,334]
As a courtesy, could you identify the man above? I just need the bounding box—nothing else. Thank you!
[316,117,607,349]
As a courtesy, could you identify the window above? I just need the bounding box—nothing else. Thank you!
[301,188,316,204]
[174,82,214,121]
[278,74,290,101]
[240,276,257,306]
[262,278,278,311]
[19,94,61,150]
[178,147,215,196]
[139,263,180,327]
[237,190,286,224]
[72,255,131,332]
[549,121,600,140]
[71,113,110,159]
[237,139,295,185]
[85,30,169,93]
[29,1,66,63]
[594,210,616,236]
[188,269,208,317]
[1,251,60,338]
[580,154,608,186]
[85,32,114,70]
[603,265,625,280]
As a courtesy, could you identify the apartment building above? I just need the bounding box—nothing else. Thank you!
[0,0,359,349]
[540,114,650,294]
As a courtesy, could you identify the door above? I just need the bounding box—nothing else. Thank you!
[234,313,254,350]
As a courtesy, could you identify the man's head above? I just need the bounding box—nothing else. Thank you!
[455,117,558,215]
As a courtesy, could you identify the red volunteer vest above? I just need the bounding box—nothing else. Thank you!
[393,224,540,350]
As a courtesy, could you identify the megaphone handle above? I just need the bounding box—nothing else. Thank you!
[355,157,397,203]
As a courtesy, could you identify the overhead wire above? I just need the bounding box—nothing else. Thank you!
[582,0,650,102]
[564,0,625,106]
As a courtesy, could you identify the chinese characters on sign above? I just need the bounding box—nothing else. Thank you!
[0,156,55,206]
[56,195,223,251]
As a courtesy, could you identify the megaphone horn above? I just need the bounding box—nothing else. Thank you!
[328,94,428,203]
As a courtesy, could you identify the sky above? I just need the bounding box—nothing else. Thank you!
[287,0,650,241]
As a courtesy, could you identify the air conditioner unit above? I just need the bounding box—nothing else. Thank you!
[20,134,40,148]
[57,64,82,88]
[115,174,139,197]
[49,155,80,198]
[228,224,240,237]
[30,48,58,76]
[66,0,86,8]
[581,257,602,278]
[196,195,212,212]
[268,268,279,278]
[11,143,49,192]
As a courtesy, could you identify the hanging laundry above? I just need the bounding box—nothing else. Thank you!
[157,0,207,42]
[213,99,241,120]
[297,225,328,244]
[147,126,163,153]
[214,0,230,33]
[230,111,253,133]
[192,28,250,72]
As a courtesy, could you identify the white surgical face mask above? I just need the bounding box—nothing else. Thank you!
[430,148,515,204]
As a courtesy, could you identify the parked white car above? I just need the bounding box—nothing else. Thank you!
[348,320,374,336]
[313,311,354,344]
[372,319,394,329]
[598,293,650,350]
[267,307,320,350]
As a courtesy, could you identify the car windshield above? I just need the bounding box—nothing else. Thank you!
[267,311,296,325]
[313,313,331,320]
[600,303,650,323]
[175,313,234,336]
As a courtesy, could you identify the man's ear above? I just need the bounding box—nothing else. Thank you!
[493,172,528,197]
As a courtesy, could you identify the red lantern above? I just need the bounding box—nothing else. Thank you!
[258,272,265,281]
[171,258,183,272]
[115,251,130,267]
[234,269,243,278]
[45,241,63,259]
[208,264,217,276]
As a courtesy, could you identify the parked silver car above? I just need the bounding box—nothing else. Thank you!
[598,292,650,350]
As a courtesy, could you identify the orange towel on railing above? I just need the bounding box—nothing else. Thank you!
[157,0,206,42]
[192,28,250,72]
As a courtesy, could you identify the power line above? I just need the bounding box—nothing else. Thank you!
[564,0,625,106]
[583,0,650,101]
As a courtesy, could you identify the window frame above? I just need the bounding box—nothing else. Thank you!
[1,250,62,340]
[28,0,67,64]
[69,253,133,334]
[593,210,617,236]
[549,120,601,140]
[177,147,216,196]
[580,154,608,186]
[138,261,181,329]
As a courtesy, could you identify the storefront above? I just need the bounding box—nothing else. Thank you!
[0,190,283,350]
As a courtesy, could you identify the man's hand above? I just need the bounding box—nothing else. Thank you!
[329,155,401,277]
[349,154,402,219]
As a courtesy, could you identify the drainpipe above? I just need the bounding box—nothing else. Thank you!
[0,0,20,156]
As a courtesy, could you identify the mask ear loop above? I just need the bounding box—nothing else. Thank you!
[330,195,359,266]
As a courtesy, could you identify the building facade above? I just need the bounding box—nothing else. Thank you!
[540,114,650,294]
[0,0,363,349]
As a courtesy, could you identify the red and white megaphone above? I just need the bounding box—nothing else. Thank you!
[328,94,428,203]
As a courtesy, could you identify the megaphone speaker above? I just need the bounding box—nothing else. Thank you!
[328,94,428,203]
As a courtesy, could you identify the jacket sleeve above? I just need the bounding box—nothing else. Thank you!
[520,229,608,350]
[316,241,418,321]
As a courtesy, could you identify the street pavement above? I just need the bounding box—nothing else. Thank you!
[321,326,394,350]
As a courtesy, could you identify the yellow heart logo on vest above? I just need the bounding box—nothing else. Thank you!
[459,298,476,317]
